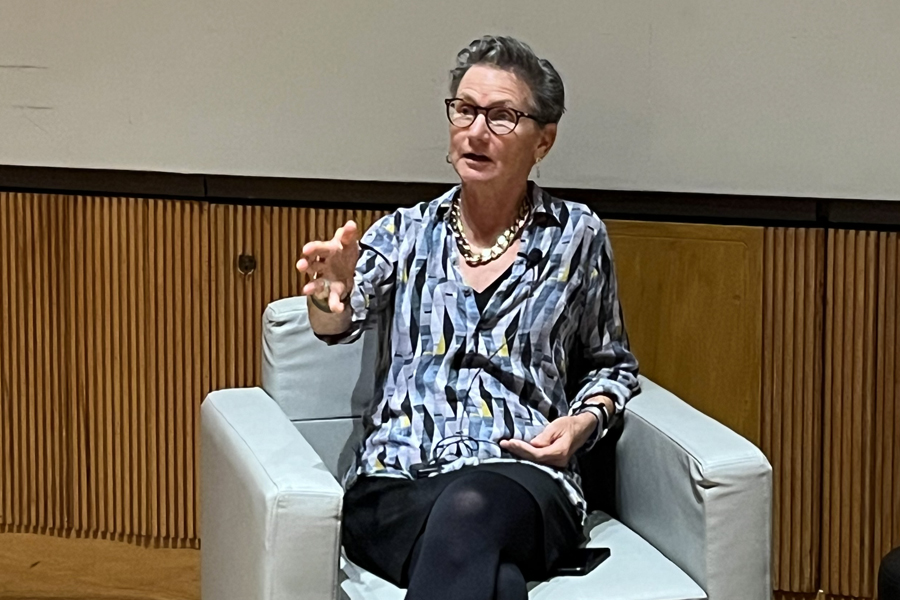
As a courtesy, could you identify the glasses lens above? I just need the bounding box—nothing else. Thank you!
[487,107,517,134]
[448,100,475,127]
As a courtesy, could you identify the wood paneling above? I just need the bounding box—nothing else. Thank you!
[1,192,208,548]
[606,220,764,444]
[873,232,900,596]
[762,228,825,594]
[4,188,899,600]
[0,193,386,549]
[208,205,387,391]
[773,592,822,600]
[821,229,900,599]
[1,192,68,539]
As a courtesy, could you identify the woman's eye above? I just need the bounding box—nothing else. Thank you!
[490,108,516,124]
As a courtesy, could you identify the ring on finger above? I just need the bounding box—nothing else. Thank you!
[313,277,331,301]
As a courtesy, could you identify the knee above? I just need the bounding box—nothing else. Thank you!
[432,472,506,527]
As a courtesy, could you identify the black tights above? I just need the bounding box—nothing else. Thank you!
[403,471,544,600]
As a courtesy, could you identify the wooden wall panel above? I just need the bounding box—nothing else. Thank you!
[1,195,387,548]
[69,195,208,547]
[773,593,821,600]
[1,192,208,548]
[0,192,69,537]
[208,205,387,392]
[821,229,896,599]
[873,232,900,596]
[762,228,825,594]
[5,188,898,594]
[605,220,764,444]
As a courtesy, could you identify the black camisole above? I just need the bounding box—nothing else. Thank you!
[473,263,514,313]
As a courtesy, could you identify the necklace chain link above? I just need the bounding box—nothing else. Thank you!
[449,194,530,266]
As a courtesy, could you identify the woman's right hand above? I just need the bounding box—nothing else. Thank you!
[295,220,360,313]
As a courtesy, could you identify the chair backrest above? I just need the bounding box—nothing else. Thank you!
[261,297,378,477]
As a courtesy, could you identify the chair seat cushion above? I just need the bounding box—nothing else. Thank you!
[338,511,706,600]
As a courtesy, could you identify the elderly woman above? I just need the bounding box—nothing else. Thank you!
[296,35,639,600]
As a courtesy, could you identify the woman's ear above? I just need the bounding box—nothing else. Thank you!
[536,123,557,162]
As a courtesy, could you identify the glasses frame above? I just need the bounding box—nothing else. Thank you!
[444,98,543,135]
[432,434,500,460]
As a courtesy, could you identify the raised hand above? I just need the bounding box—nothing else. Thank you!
[296,220,360,313]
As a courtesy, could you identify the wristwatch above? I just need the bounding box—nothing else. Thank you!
[576,402,610,433]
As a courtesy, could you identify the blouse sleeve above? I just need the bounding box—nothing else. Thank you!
[567,220,640,448]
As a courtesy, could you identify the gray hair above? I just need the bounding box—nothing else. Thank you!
[449,35,565,125]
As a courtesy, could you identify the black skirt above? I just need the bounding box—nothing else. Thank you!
[341,462,585,588]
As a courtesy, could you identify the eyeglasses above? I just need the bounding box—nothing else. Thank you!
[445,98,542,135]
[432,434,501,460]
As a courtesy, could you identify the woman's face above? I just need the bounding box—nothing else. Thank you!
[448,64,556,190]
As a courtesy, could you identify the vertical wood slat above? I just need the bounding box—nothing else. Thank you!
[822,229,880,598]
[762,228,825,594]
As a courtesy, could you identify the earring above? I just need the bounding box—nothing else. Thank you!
[534,157,542,179]
[446,153,452,164]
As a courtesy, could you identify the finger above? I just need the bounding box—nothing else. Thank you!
[500,439,542,462]
[295,257,314,273]
[301,278,329,297]
[301,240,325,258]
[501,439,560,464]
[529,427,559,448]
[339,220,359,245]
[535,437,574,467]
[331,225,345,246]
[329,281,348,313]
[502,438,569,468]
[301,240,338,261]
[297,257,328,279]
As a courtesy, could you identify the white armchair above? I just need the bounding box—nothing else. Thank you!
[201,297,772,600]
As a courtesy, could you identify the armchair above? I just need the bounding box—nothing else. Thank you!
[201,297,772,600]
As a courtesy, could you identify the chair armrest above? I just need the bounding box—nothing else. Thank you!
[616,377,772,600]
[201,387,344,600]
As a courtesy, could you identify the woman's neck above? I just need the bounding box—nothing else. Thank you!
[458,180,528,249]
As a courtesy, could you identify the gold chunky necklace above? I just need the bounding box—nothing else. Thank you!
[449,194,531,266]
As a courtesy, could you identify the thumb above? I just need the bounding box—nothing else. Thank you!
[528,428,556,448]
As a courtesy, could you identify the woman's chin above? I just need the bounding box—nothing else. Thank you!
[457,164,500,185]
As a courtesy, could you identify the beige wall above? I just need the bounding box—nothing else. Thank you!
[1,0,899,199]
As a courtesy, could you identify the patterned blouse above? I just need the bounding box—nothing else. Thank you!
[320,182,639,518]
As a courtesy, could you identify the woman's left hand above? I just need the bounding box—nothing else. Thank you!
[499,412,597,468]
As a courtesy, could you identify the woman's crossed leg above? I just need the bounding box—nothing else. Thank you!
[404,470,544,600]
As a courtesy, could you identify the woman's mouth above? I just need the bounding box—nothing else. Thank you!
[463,153,492,163]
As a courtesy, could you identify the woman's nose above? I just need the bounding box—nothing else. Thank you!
[468,112,491,138]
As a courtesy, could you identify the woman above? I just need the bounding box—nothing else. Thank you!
[296,35,639,600]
